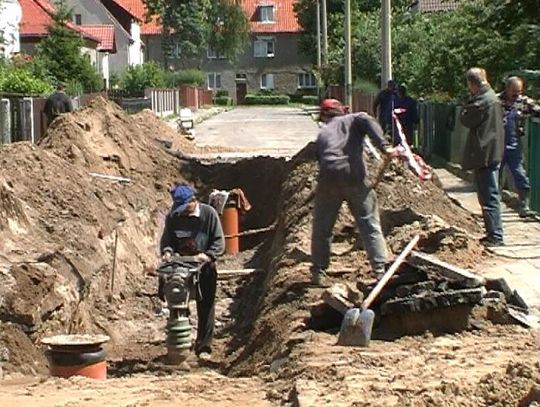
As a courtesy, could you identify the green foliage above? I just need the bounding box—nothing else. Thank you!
[213,95,233,105]
[0,64,53,94]
[144,0,249,65]
[34,1,102,93]
[122,62,166,92]
[295,0,539,100]
[215,89,229,97]
[244,94,290,105]
[166,69,206,87]
[301,95,319,105]
[353,79,379,95]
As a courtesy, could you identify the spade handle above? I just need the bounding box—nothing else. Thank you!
[362,235,420,310]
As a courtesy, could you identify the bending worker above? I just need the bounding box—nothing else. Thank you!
[311,99,398,286]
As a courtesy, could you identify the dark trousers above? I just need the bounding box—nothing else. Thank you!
[474,164,503,242]
[500,147,530,192]
[195,262,217,354]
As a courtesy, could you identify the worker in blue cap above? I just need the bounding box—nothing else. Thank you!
[160,183,225,359]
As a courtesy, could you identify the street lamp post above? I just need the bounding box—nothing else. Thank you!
[344,0,352,107]
[381,0,392,86]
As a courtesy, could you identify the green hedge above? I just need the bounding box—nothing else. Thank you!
[301,95,319,105]
[214,96,233,106]
[244,94,290,105]
[215,89,229,97]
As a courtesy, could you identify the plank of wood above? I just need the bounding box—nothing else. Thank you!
[408,250,484,287]
[217,268,259,279]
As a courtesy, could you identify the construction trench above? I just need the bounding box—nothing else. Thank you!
[0,98,538,406]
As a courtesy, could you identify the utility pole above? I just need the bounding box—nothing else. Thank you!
[381,0,392,87]
[316,0,321,69]
[321,0,328,64]
[344,0,352,107]
[316,0,322,99]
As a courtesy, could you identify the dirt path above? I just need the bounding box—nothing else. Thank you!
[0,371,276,407]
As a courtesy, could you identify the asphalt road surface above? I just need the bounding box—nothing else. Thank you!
[193,106,319,158]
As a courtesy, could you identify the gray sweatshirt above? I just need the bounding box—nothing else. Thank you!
[160,203,225,260]
[316,113,389,182]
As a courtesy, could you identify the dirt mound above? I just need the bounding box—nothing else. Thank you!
[0,99,192,373]
[224,142,489,376]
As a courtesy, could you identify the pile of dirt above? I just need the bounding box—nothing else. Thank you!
[0,98,192,373]
[223,142,491,377]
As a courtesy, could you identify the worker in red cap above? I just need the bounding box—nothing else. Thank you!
[310,99,398,285]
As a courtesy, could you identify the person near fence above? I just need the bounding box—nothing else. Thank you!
[395,84,418,146]
[160,184,225,360]
[373,80,397,135]
[498,76,540,217]
[43,82,73,125]
[460,68,505,247]
[310,99,398,286]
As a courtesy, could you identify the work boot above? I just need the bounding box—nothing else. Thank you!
[373,267,385,281]
[517,190,534,218]
[310,267,330,287]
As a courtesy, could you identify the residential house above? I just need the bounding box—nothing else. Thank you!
[99,0,162,67]
[411,0,459,13]
[18,0,119,84]
[0,0,23,58]
[65,0,137,77]
[203,0,314,103]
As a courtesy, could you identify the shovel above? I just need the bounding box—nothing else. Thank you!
[337,234,420,347]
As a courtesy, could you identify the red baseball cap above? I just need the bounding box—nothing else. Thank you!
[320,99,349,115]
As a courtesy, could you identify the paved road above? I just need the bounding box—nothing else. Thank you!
[192,106,319,158]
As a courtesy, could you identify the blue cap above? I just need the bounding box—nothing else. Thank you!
[170,184,195,214]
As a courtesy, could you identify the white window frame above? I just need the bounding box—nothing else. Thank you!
[254,37,275,58]
[207,72,222,90]
[207,48,225,59]
[298,72,316,89]
[259,5,275,23]
[260,73,274,90]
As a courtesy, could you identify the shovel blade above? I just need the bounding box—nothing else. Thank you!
[337,308,375,347]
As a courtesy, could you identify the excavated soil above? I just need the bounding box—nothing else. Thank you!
[0,101,536,406]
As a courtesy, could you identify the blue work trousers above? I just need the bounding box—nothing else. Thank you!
[500,147,530,192]
[473,164,504,242]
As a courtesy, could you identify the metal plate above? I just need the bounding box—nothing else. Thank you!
[41,334,110,347]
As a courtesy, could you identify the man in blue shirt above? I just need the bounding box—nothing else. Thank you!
[498,76,540,218]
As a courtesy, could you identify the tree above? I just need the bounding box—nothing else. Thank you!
[35,1,102,93]
[143,0,249,67]
[122,61,165,93]
[295,0,539,100]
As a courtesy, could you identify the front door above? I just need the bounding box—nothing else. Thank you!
[236,83,247,105]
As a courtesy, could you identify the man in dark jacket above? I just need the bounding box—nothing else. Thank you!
[43,82,73,125]
[311,99,398,285]
[373,80,397,134]
[498,76,540,217]
[460,68,505,246]
[395,84,418,146]
[160,184,225,358]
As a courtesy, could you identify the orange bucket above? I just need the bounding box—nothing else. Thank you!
[221,206,239,254]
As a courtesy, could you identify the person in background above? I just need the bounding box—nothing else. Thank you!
[395,84,418,146]
[373,80,397,135]
[43,82,73,126]
[311,99,398,286]
[160,184,225,359]
[498,76,540,217]
[460,68,505,247]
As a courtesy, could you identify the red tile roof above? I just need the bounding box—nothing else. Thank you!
[80,25,116,52]
[107,0,162,35]
[242,0,301,33]
[19,0,100,44]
